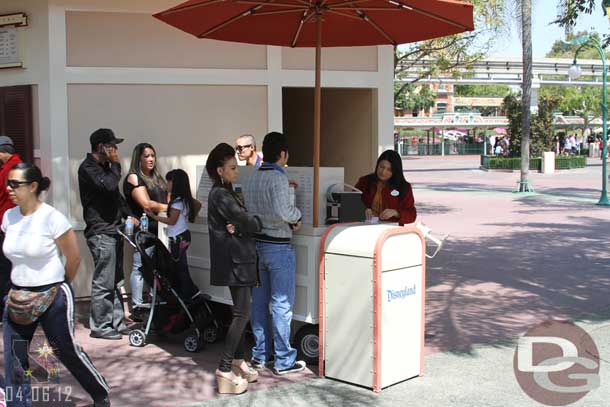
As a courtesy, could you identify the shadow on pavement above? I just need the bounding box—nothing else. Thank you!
[425,216,610,355]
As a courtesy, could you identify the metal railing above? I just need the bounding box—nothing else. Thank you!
[398,142,484,156]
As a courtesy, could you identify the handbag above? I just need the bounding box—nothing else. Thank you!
[6,284,60,325]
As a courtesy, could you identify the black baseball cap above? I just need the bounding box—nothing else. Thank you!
[90,128,124,147]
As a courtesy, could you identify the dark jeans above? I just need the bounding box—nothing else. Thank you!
[3,283,109,406]
[169,231,199,302]
[219,286,251,372]
[0,233,12,318]
[86,234,127,335]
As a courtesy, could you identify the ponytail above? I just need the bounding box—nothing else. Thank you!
[12,163,52,197]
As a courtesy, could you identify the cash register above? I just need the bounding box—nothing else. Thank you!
[326,183,366,224]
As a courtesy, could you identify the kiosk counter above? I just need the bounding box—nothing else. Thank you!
[170,166,346,364]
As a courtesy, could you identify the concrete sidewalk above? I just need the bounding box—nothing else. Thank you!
[1,155,608,407]
[191,314,610,407]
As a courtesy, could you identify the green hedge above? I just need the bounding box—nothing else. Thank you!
[555,156,586,169]
[481,155,585,171]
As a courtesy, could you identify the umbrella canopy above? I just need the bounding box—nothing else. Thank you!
[493,127,507,135]
[154,0,474,47]
[154,0,474,228]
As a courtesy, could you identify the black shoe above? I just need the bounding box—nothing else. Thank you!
[273,360,306,376]
[93,396,111,407]
[250,358,265,369]
[89,330,122,340]
[251,356,275,370]
[130,307,149,323]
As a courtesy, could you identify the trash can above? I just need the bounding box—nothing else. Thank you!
[542,151,555,174]
[318,223,426,392]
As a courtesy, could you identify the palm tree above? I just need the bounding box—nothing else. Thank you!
[519,0,533,192]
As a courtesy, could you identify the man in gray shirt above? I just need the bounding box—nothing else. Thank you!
[243,132,305,375]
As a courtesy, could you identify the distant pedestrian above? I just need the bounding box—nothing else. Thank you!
[0,136,21,318]
[494,144,503,156]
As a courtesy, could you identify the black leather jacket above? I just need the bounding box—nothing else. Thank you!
[207,185,262,286]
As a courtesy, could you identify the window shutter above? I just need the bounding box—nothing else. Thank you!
[0,85,33,163]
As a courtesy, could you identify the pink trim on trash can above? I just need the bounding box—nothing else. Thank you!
[372,225,426,392]
[318,222,357,376]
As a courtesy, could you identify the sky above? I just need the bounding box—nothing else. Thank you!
[488,0,609,58]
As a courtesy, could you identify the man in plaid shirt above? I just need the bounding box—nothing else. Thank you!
[243,132,306,375]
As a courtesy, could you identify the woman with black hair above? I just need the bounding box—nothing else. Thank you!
[146,169,202,303]
[206,143,262,394]
[2,163,110,407]
[355,149,417,225]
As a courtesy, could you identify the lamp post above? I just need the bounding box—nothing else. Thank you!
[565,34,609,206]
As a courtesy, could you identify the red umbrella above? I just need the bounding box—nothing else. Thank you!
[154,0,474,226]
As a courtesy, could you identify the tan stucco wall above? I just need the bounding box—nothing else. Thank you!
[282,46,378,72]
[67,83,268,224]
[283,88,374,185]
[66,11,267,69]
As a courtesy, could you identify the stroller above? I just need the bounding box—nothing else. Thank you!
[118,227,220,352]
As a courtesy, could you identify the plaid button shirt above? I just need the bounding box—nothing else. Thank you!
[243,163,301,239]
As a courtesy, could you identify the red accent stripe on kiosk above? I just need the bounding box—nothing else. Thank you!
[372,226,427,392]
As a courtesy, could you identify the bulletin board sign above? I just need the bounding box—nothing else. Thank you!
[0,13,27,69]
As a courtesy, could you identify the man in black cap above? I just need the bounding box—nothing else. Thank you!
[0,135,21,319]
[78,128,133,339]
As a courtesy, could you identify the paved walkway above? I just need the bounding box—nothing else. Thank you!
[1,156,608,406]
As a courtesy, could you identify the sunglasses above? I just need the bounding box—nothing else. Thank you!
[235,144,252,152]
[6,179,32,189]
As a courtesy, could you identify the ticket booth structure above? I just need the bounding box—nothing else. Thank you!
[318,223,426,392]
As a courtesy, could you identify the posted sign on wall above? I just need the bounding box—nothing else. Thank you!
[0,27,19,67]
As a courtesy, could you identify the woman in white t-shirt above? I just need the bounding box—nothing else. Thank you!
[146,169,202,304]
[1,163,110,407]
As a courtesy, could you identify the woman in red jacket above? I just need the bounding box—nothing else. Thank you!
[355,149,416,225]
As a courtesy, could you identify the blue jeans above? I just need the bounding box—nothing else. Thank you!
[251,242,297,370]
[130,246,154,308]
[86,234,126,335]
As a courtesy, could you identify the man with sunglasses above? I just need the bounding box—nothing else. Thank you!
[78,128,134,340]
[235,134,262,168]
[0,135,21,319]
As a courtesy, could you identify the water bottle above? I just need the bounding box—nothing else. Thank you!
[140,213,149,233]
[125,216,134,236]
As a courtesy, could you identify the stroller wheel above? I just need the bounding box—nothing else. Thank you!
[129,329,146,347]
[184,334,202,353]
[203,326,219,344]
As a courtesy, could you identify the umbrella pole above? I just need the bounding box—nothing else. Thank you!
[313,13,321,228]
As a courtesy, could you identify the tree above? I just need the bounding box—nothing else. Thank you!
[394,83,436,115]
[504,94,560,157]
[553,1,609,46]
[531,95,562,156]
[394,0,509,105]
[519,0,534,192]
[540,31,604,137]
[547,31,609,59]
[504,94,523,156]
[454,84,513,97]
[541,85,601,136]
